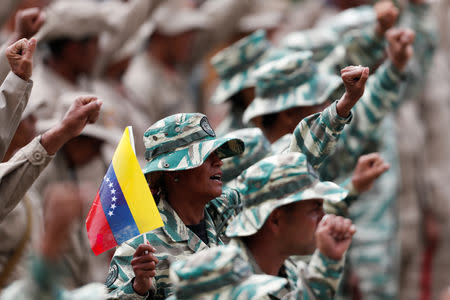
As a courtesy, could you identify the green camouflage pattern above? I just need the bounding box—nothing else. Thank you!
[142,113,244,175]
[106,187,243,300]
[280,28,338,61]
[243,52,342,124]
[167,245,287,300]
[316,5,375,36]
[210,30,270,105]
[221,128,271,183]
[228,238,345,300]
[226,152,348,237]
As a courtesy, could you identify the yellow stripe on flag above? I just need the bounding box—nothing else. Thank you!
[112,127,163,233]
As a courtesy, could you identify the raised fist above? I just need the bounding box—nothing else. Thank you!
[375,1,399,37]
[5,38,36,81]
[15,7,46,39]
[352,153,390,193]
[386,28,415,72]
[316,214,356,261]
[336,66,370,117]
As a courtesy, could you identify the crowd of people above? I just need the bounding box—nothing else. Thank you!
[0,0,449,299]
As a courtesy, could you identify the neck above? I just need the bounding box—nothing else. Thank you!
[167,190,208,225]
[244,235,287,276]
[47,58,79,84]
[262,126,286,144]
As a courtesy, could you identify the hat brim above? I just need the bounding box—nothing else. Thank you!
[226,180,348,237]
[243,73,342,124]
[210,69,256,105]
[142,136,244,175]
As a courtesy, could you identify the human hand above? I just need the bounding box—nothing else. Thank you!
[14,7,46,40]
[40,96,103,155]
[352,153,390,193]
[374,1,399,38]
[5,38,36,81]
[132,244,159,295]
[386,28,415,72]
[41,183,83,260]
[316,214,356,260]
[336,66,369,117]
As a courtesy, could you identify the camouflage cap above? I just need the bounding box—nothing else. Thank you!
[242,51,342,124]
[167,245,287,300]
[221,128,271,183]
[316,5,375,36]
[142,113,244,175]
[226,152,348,237]
[210,30,270,105]
[280,27,339,61]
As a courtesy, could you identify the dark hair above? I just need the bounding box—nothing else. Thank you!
[46,36,96,58]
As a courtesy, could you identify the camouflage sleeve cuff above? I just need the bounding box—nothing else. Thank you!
[304,250,345,299]
[325,100,353,131]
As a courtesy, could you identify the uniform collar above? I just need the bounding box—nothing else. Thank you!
[157,197,222,252]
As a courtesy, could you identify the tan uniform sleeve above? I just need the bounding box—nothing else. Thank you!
[0,136,53,221]
[0,71,33,160]
[0,43,11,84]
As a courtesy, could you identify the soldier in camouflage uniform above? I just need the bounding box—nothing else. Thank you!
[169,152,355,300]
[167,245,288,300]
[106,97,362,299]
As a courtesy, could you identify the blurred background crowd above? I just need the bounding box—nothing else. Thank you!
[0,0,449,299]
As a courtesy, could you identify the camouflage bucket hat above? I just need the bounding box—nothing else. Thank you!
[142,113,244,175]
[221,128,271,183]
[243,51,342,124]
[280,27,339,61]
[167,245,287,300]
[226,152,348,237]
[210,30,270,105]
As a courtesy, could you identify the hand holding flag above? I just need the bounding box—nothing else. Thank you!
[86,127,163,255]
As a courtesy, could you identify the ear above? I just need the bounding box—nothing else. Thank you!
[266,208,284,235]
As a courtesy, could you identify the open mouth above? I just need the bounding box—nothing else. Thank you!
[210,174,222,182]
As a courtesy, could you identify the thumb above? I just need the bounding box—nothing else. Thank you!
[357,67,369,86]
[24,38,37,60]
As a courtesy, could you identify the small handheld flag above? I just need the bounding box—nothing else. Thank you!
[86,126,163,255]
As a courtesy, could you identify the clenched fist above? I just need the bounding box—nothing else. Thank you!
[352,153,390,193]
[316,214,356,260]
[387,28,415,72]
[5,38,37,81]
[374,1,399,38]
[336,66,370,118]
[14,7,46,40]
[40,96,103,155]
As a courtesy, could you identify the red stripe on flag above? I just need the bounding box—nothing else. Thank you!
[86,192,118,255]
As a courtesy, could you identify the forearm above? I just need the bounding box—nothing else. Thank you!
[289,100,352,169]
[0,136,53,220]
[0,72,33,160]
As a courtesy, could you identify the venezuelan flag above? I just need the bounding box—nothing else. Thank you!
[86,127,163,255]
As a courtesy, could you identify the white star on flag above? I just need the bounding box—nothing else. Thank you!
[108,183,113,188]
[112,196,117,202]
[111,189,116,194]
[108,211,114,217]
[110,203,116,210]
[105,177,110,182]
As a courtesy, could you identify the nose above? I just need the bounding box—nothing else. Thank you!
[317,208,325,223]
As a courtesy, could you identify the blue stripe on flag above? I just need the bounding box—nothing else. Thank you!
[99,164,140,244]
